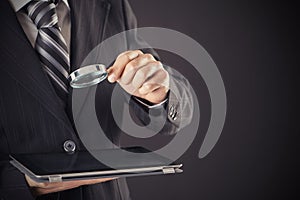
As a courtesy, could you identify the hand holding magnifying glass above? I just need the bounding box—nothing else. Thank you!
[69,50,169,104]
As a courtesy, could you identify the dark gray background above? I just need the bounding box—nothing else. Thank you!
[124,0,299,200]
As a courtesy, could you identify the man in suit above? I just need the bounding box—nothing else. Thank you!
[0,0,193,199]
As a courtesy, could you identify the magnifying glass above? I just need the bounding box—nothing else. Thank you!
[69,64,108,89]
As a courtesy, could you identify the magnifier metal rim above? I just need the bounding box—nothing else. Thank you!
[69,64,107,88]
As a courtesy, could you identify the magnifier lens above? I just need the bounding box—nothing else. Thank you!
[69,64,108,89]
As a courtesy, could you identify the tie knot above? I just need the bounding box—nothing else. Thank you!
[27,1,58,29]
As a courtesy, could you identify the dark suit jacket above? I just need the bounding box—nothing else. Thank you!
[0,0,193,199]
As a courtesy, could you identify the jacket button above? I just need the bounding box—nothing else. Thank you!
[63,140,76,153]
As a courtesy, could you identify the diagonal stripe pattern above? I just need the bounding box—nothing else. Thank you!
[27,0,70,105]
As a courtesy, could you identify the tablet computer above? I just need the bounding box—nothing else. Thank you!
[10,147,182,183]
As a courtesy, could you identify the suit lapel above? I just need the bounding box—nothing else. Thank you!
[0,0,74,133]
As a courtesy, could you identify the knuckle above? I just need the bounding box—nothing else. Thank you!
[137,70,146,80]
[158,69,169,79]
[135,50,143,55]
[151,60,163,68]
[144,53,154,60]
[156,60,163,66]
[124,54,132,61]
[126,62,136,72]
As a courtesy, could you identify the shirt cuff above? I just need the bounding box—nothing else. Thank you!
[133,97,168,109]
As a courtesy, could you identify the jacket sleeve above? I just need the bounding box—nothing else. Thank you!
[121,0,194,135]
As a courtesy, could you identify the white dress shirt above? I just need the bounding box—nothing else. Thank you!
[8,0,71,52]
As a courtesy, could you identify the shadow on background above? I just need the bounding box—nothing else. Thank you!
[124,0,298,200]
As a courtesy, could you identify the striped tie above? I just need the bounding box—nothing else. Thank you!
[27,0,70,105]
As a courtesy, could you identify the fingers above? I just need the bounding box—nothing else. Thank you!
[107,50,143,83]
[138,83,161,95]
[107,50,170,103]
[25,175,117,196]
[136,68,169,95]
[130,61,163,89]
[144,86,169,104]
[80,177,117,186]
[120,54,156,84]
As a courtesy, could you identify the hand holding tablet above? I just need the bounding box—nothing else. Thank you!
[26,175,116,196]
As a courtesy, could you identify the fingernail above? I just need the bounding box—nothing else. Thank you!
[108,74,116,83]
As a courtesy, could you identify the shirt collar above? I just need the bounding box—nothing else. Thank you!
[8,0,69,12]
